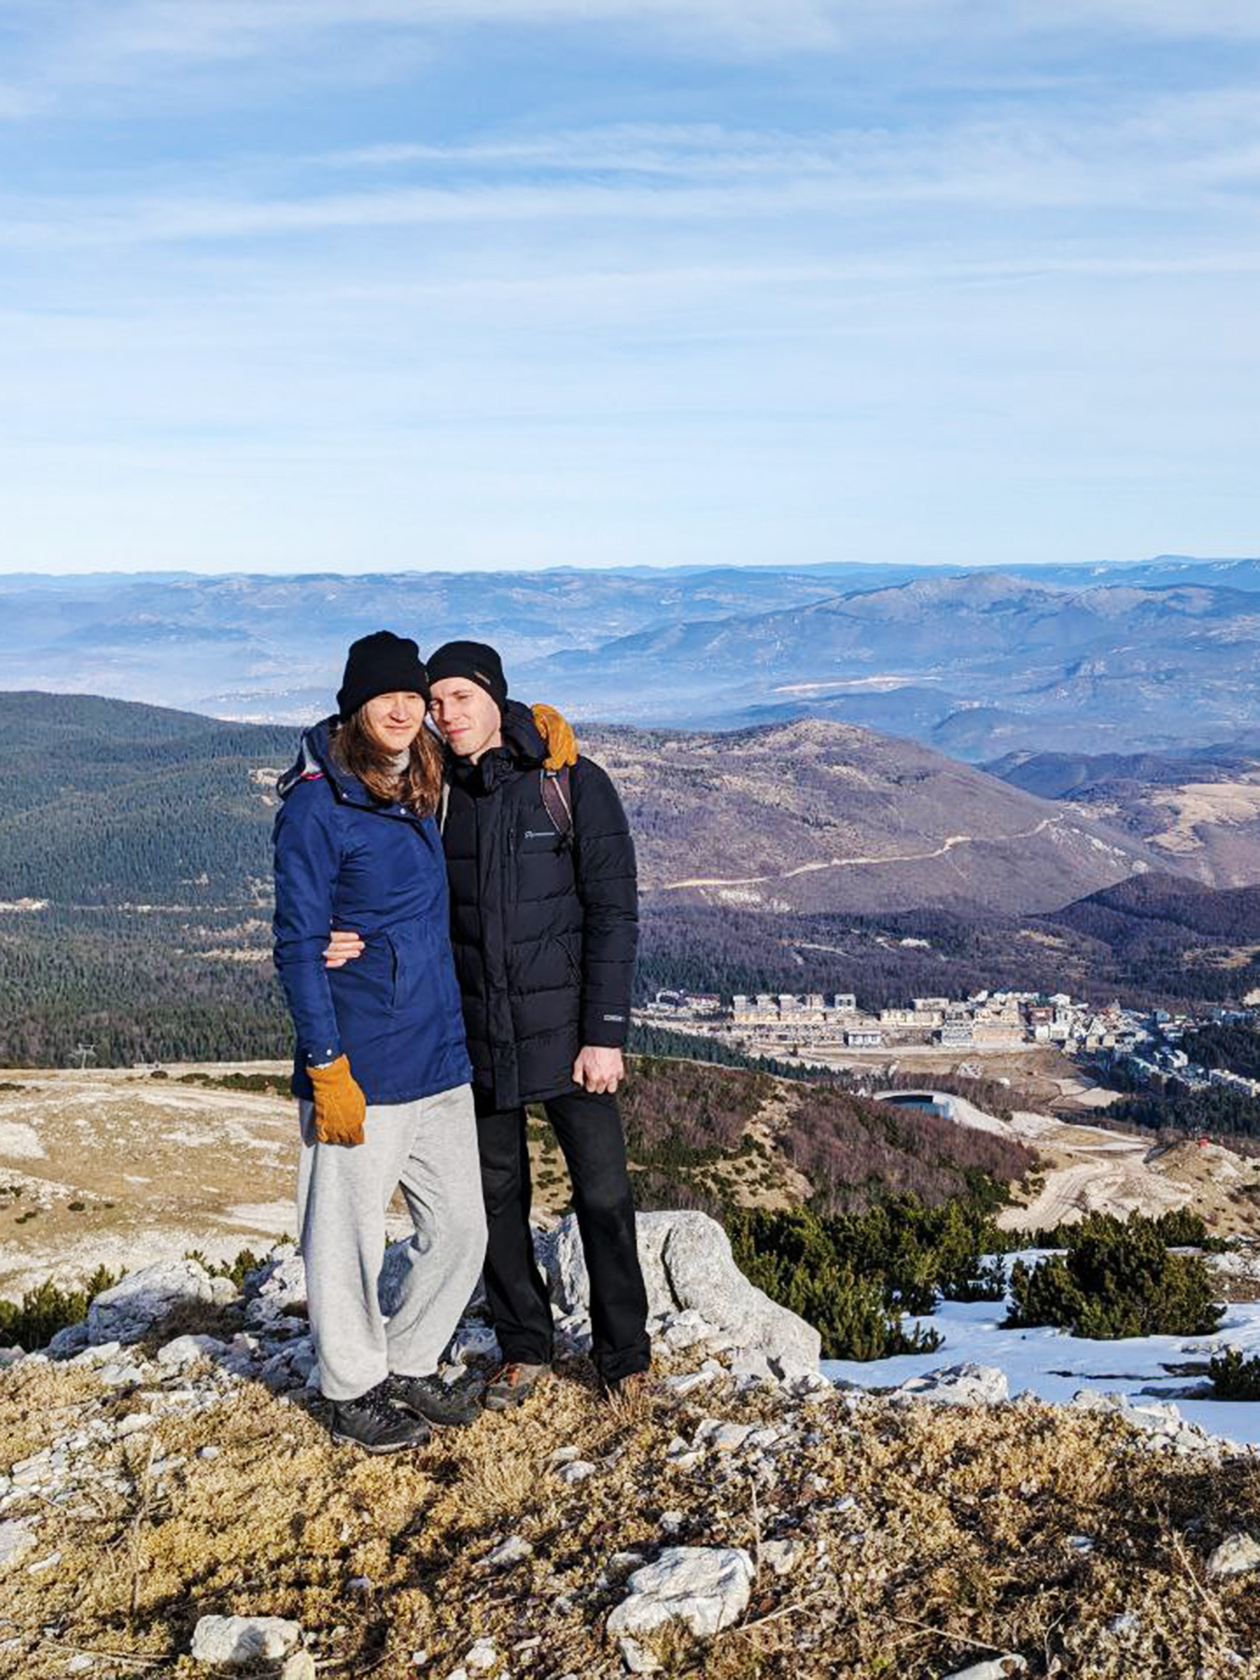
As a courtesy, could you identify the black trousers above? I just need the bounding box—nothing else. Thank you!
[474,1086,651,1384]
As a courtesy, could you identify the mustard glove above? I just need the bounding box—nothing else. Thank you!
[532,703,579,771]
[307,1055,367,1147]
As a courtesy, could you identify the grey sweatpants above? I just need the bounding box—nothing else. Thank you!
[297,1083,487,1402]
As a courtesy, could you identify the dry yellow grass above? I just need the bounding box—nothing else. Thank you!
[2,1354,1260,1679]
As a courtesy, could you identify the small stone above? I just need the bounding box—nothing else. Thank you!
[548,1445,581,1465]
[607,1546,754,1639]
[609,1550,646,1573]
[464,1637,497,1672]
[280,1654,317,1680]
[663,1371,715,1397]
[941,1659,1027,1680]
[157,1334,228,1370]
[483,1535,533,1570]
[117,1414,156,1437]
[66,1657,95,1674]
[190,1613,302,1664]
[97,1361,144,1389]
[198,1445,221,1460]
[893,1363,1009,1407]
[1108,1612,1141,1638]
[658,1511,685,1534]
[694,1420,753,1454]
[1066,1535,1094,1555]
[27,1549,62,1574]
[1207,1532,1260,1579]
[619,1634,661,1674]
[760,1538,803,1576]
[556,1459,596,1484]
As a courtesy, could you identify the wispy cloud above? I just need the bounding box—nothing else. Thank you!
[1,2,1258,572]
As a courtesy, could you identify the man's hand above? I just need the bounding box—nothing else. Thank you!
[307,1055,367,1146]
[324,929,365,968]
[573,1046,624,1094]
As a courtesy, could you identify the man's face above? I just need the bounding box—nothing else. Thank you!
[429,678,503,760]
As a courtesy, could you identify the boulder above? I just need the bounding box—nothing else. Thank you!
[86,1259,216,1345]
[606,1546,754,1639]
[45,1322,90,1359]
[538,1211,819,1371]
[190,1614,301,1665]
[893,1363,1009,1407]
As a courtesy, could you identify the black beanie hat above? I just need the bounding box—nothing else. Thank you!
[337,631,429,719]
[426,640,508,713]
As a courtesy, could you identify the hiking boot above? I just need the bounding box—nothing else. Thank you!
[600,1369,653,1403]
[482,1361,550,1411]
[329,1379,432,1454]
[389,1372,482,1429]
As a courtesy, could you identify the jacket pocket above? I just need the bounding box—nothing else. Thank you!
[552,932,582,986]
[386,921,463,1022]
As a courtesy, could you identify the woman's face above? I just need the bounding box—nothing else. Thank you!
[362,691,426,753]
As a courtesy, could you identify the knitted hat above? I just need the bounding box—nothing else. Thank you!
[337,631,429,719]
[426,640,508,713]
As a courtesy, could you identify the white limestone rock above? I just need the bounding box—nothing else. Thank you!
[894,1363,1009,1407]
[190,1614,301,1664]
[482,1535,533,1570]
[1071,1390,1219,1456]
[0,1519,37,1569]
[45,1322,90,1359]
[87,1259,216,1345]
[606,1546,754,1639]
[537,1210,819,1372]
[942,1659,1026,1680]
[1207,1532,1260,1579]
[157,1333,228,1370]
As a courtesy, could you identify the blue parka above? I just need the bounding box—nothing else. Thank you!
[272,720,472,1106]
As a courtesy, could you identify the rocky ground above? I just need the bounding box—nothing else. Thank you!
[2,1213,1260,1680]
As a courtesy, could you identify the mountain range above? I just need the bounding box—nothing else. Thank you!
[987,741,1260,889]
[522,572,1260,757]
[6,557,1260,761]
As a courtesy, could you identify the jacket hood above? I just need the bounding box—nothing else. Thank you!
[276,717,369,805]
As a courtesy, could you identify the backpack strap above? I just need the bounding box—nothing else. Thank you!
[540,765,573,840]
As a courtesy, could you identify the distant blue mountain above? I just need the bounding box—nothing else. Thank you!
[4,558,1260,756]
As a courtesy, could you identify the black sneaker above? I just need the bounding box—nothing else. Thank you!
[482,1361,550,1411]
[329,1379,432,1454]
[389,1372,482,1429]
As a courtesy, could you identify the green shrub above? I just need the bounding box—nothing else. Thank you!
[0,1265,120,1350]
[1209,1347,1260,1400]
[730,1207,944,1359]
[1006,1213,1223,1339]
[184,1245,262,1288]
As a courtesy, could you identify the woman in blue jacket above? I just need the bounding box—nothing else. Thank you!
[272,630,485,1453]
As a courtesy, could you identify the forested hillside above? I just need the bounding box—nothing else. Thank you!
[0,691,293,903]
[2,694,1258,1067]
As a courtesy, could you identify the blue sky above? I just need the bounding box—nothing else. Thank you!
[1,1,1258,574]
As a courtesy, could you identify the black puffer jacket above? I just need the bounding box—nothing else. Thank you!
[441,702,638,1108]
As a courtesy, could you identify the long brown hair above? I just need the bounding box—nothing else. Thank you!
[330,707,443,818]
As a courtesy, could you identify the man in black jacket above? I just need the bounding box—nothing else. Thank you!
[427,641,649,1403]
[330,641,650,1402]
